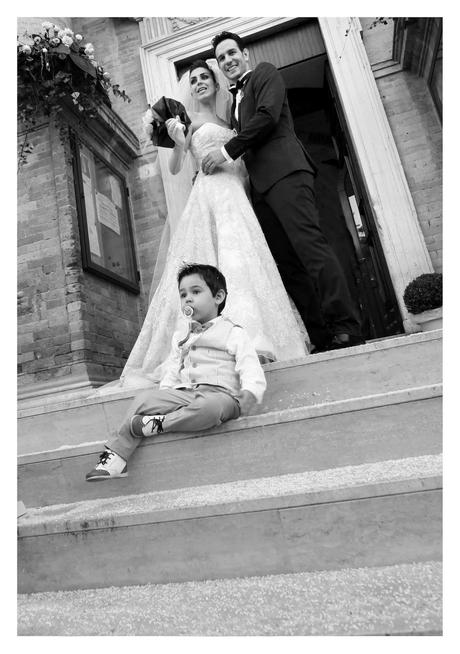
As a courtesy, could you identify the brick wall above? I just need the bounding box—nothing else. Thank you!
[18,115,149,389]
[361,17,442,272]
[375,71,442,272]
[18,119,82,387]
[18,17,168,392]
[17,17,73,38]
[18,16,168,299]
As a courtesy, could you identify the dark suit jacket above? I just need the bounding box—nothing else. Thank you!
[224,62,318,193]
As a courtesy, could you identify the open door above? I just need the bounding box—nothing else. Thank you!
[285,59,403,340]
[324,63,404,338]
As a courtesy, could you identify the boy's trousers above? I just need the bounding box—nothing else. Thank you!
[107,385,240,461]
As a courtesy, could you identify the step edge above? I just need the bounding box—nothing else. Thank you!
[262,329,442,372]
[17,330,442,418]
[17,472,442,538]
[18,383,443,465]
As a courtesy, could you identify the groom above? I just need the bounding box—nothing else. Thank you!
[202,31,363,351]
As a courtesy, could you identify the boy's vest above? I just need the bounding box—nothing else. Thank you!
[177,317,241,396]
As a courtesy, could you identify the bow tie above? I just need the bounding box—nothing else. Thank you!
[229,73,251,95]
[190,320,212,334]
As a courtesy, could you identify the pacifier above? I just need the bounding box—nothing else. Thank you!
[183,305,194,318]
[177,305,195,347]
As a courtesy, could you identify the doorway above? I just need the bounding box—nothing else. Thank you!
[172,19,404,340]
[282,56,404,340]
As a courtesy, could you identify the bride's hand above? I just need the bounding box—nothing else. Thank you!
[166,116,186,147]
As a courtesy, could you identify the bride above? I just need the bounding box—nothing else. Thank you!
[101,59,308,392]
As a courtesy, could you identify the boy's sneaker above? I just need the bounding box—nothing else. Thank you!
[130,414,165,438]
[85,448,128,482]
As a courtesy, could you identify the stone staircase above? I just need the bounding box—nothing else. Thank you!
[17,330,443,635]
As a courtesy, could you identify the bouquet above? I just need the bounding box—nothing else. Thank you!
[142,96,191,148]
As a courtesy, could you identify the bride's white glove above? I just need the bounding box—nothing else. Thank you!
[166,116,186,148]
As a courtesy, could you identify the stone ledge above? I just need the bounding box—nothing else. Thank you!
[18,330,442,417]
[18,383,442,465]
[18,454,442,536]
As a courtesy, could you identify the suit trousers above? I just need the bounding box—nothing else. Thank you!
[251,170,361,341]
[107,385,240,461]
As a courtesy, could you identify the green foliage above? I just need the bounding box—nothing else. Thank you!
[368,18,392,29]
[403,273,442,314]
[17,23,131,170]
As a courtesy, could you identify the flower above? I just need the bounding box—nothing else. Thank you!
[58,28,74,39]
[17,25,131,169]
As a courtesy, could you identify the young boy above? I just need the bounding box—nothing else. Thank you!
[86,263,267,481]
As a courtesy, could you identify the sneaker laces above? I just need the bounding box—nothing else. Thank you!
[99,450,114,465]
[144,415,164,434]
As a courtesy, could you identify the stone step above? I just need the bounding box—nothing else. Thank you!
[17,560,442,636]
[17,331,441,455]
[18,454,442,593]
[18,384,442,508]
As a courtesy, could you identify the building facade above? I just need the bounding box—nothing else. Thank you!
[17,17,442,404]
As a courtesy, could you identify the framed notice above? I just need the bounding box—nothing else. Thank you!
[72,138,139,293]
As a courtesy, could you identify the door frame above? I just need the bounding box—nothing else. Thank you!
[139,16,434,333]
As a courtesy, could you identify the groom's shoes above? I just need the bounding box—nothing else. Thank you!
[328,333,366,350]
[310,333,365,353]
[309,343,329,354]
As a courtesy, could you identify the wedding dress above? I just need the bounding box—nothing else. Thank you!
[96,123,308,392]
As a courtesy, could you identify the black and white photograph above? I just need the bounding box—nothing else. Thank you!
[15,6,447,640]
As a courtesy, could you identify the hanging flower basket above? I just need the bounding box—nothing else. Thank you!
[17,22,131,170]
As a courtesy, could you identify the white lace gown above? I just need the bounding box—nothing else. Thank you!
[100,123,308,392]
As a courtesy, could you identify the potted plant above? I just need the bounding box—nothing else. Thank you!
[403,272,442,331]
[17,22,130,170]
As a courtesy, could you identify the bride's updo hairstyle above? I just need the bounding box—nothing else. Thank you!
[189,59,218,85]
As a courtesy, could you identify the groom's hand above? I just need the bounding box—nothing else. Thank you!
[202,150,226,174]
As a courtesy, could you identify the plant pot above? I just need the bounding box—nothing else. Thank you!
[410,306,442,332]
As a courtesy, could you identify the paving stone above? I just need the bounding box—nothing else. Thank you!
[17,561,442,636]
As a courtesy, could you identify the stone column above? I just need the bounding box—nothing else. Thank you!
[319,17,434,332]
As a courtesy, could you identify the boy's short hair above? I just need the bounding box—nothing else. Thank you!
[211,31,245,56]
[178,263,227,314]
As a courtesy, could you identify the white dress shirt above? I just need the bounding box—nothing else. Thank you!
[160,315,266,403]
[221,70,252,163]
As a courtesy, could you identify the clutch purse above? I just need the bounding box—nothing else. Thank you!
[145,96,191,148]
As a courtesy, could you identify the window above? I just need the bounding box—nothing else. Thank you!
[72,137,139,292]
